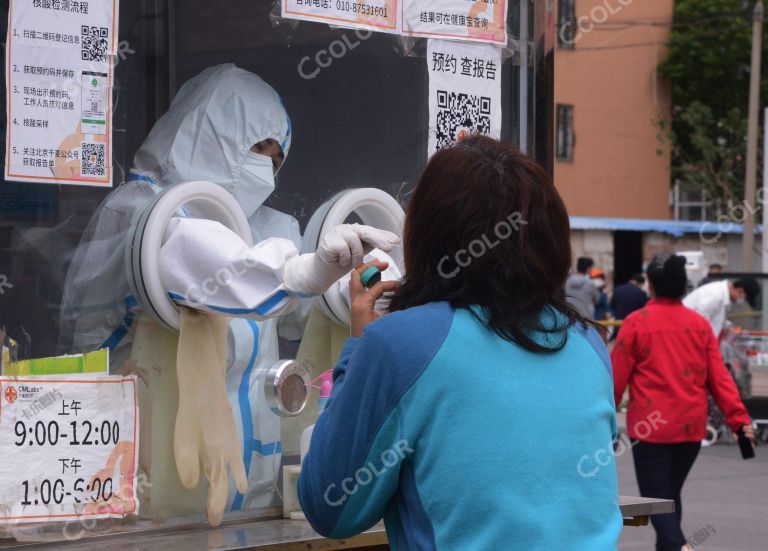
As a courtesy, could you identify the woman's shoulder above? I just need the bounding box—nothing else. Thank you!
[620,305,653,332]
[357,302,457,378]
[367,301,455,342]
[675,301,716,332]
[623,299,711,331]
[360,302,457,359]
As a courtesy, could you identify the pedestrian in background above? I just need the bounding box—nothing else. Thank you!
[683,277,760,339]
[566,256,599,319]
[610,273,649,338]
[696,263,723,288]
[590,268,611,321]
[611,253,753,551]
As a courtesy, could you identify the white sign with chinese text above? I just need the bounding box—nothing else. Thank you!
[427,39,502,155]
[0,376,138,523]
[282,0,398,33]
[4,0,119,186]
[282,0,507,45]
[404,0,508,44]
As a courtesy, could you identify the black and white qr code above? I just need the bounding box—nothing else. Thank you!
[81,143,106,177]
[434,90,492,150]
[81,26,109,62]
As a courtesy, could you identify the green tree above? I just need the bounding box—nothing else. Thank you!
[658,0,767,209]
[657,103,747,204]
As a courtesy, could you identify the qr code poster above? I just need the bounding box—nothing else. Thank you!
[4,0,118,186]
[427,39,502,155]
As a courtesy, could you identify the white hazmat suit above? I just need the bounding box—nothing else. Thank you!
[59,63,398,514]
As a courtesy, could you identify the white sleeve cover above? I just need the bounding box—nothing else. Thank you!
[160,217,303,319]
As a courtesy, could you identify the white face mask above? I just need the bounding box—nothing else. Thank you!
[593,278,606,289]
[230,152,276,218]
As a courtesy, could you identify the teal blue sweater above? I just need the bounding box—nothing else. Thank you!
[299,302,622,550]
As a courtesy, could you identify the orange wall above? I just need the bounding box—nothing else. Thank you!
[554,0,673,219]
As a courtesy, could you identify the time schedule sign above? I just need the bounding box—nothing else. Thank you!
[0,376,138,524]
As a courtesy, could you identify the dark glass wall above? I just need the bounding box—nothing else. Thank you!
[0,0,547,359]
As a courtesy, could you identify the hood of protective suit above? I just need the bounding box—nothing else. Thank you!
[132,64,292,217]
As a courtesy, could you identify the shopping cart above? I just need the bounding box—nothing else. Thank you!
[719,331,758,398]
[702,331,768,446]
[704,331,768,446]
[734,330,768,373]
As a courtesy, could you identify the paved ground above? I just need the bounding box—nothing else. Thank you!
[617,442,768,550]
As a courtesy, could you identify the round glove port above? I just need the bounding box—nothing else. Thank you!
[301,188,405,326]
[126,181,253,331]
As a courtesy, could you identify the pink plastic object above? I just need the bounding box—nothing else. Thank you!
[319,371,334,399]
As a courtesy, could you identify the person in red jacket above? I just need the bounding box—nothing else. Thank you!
[611,253,754,551]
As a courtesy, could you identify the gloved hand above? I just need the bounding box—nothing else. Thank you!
[283,224,400,295]
[174,307,248,527]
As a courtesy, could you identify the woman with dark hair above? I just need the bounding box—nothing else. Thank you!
[611,253,754,551]
[298,136,622,549]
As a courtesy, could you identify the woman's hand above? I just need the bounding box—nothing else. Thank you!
[740,423,756,444]
[349,260,401,337]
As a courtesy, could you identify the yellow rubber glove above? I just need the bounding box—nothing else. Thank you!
[174,308,248,526]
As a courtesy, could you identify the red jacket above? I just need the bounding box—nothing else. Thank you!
[611,297,750,443]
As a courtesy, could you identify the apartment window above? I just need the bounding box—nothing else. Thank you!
[556,104,574,162]
[672,183,722,221]
[558,0,577,48]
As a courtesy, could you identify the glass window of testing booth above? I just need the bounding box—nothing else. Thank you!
[0,0,553,543]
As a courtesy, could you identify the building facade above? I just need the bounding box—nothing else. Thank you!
[552,1,758,281]
[554,0,673,219]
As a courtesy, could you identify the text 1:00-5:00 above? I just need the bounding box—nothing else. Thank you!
[14,420,120,447]
[20,477,114,506]
[335,1,388,17]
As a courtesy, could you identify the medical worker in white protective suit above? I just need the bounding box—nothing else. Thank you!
[59,63,399,512]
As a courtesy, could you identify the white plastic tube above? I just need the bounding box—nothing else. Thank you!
[127,181,253,331]
[302,188,405,326]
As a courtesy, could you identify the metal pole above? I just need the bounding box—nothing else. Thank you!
[741,1,764,271]
[763,106,768,274]
[762,106,768,328]
[168,0,177,101]
[519,0,529,154]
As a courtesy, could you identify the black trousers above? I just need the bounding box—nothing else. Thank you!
[631,440,701,551]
